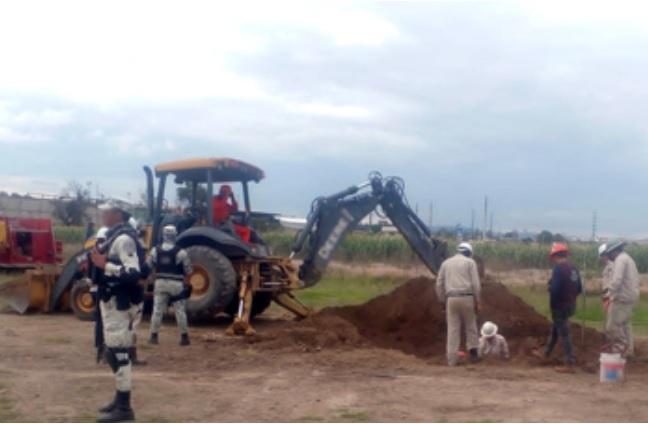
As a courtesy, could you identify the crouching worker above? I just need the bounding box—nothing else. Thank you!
[436,242,482,366]
[91,201,145,422]
[544,243,582,371]
[148,225,193,346]
[478,321,509,361]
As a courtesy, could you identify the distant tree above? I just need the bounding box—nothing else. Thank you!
[52,180,92,226]
[537,230,554,244]
[176,183,208,216]
[504,230,519,240]
[553,233,567,242]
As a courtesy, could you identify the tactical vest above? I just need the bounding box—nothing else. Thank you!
[155,245,185,281]
[98,224,145,310]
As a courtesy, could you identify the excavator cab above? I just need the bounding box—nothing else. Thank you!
[146,158,266,248]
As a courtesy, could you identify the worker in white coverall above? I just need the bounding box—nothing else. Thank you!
[90,200,145,422]
[148,225,193,346]
[436,242,482,366]
[602,241,639,357]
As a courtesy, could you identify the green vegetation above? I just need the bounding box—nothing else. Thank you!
[53,226,648,274]
[336,410,371,423]
[54,225,86,244]
[264,230,648,273]
[509,286,648,337]
[0,383,17,422]
[295,274,401,309]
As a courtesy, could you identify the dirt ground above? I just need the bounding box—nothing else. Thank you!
[3,285,648,423]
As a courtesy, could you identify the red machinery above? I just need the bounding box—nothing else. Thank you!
[0,216,63,268]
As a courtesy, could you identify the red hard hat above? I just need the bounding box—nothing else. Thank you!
[549,242,570,257]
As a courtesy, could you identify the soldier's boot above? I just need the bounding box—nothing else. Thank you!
[96,345,105,365]
[128,347,147,367]
[180,333,190,346]
[97,391,134,423]
[148,333,159,345]
[469,348,480,363]
[97,392,117,414]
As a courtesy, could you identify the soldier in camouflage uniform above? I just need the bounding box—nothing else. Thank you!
[91,201,145,423]
[148,225,193,346]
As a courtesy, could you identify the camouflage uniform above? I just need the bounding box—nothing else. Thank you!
[96,222,144,422]
[148,226,193,344]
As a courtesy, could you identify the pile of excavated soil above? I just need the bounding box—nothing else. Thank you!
[257,276,605,364]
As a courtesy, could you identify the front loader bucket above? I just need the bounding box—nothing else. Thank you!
[0,269,60,314]
[0,277,31,314]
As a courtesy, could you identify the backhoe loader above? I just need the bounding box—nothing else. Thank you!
[35,158,449,336]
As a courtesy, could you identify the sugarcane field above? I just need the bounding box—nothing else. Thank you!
[2,2,648,424]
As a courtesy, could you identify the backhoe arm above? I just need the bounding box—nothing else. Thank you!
[292,174,447,287]
[378,178,447,275]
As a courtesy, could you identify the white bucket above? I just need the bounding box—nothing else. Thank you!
[600,353,626,383]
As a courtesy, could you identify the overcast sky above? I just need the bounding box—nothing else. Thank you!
[1,1,648,237]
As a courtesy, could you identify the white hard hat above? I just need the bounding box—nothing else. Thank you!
[481,321,498,337]
[457,242,473,254]
[598,243,608,257]
[96,227,109,240]
[604,240,626,256]
[162,225,178,238]
[128,216,139,230]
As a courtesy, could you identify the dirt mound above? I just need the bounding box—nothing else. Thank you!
[260,276,604,364]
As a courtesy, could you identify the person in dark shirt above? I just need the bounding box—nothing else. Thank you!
[544,243,582,369]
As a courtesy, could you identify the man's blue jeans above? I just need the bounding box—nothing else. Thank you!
[545,306,576,364]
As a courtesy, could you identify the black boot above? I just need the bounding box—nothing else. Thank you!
[97,392,117,414]
[96,345,105,365]
[128,347,147,367]
[97,391,135,423]
[180,333,190,346]
[469,348,480,363]
[148,333,158,345]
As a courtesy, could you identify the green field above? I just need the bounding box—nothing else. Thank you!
[55,226,648,273]
[509,285,648,337]
[295,273,402,309]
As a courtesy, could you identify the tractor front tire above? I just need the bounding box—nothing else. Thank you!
[185,245,237,321]
[69,280,96,321]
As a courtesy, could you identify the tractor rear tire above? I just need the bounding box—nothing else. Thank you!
[225,291,273,319]
[69,280,96,321]
[185,245,237,321]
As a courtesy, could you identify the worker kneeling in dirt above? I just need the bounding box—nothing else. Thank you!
[148,225,193,346]
[91,201,146,423]
[602,241,639,357]
[436,242,482,366]
[544,243,582,369]
[478,321,509,361]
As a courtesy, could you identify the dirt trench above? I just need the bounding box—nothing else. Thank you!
[252,276,605,365]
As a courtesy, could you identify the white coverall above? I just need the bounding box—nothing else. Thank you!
[436,253,482,366]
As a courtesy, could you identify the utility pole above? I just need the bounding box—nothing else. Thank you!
[428,201,434,229]
[489,212,494,237]
[483,196,489,240]
[471,209,475,240]
[592,210,598,241]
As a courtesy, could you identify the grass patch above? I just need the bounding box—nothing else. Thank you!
[509,286,648,336]
[336,410,371,423]
[296,415,325,422]
[295,274,401,309]
[43,336,72,345]
[71,412,96,422]
[0,384,17,422]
